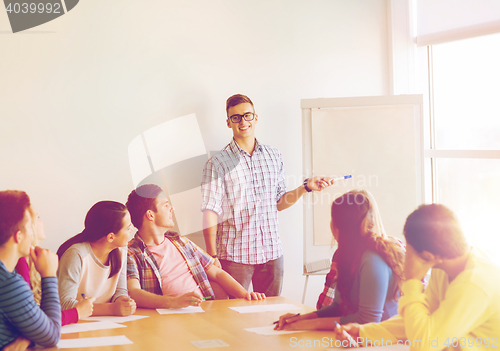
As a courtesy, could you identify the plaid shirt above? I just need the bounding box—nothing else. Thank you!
[127,232,215,299]
[316,260,338,310]
[201,138,286,265]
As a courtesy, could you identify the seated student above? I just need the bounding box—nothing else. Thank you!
[57,201,136,316]
[276,190,405,330]
[0,190,60,350]
[335,204,500,350]
[16,207,94,325]
[126,184,266,308]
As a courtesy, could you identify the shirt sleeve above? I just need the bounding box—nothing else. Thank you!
[111,248,129,302]
[126,248,140,281]
[275,151,286,202]
[61,308,78,326]
[57,247,82,310]
[200,159,225,215]
[1,276,61,348]
[398,275,491,351]
[14,257,30,285]
[190,239,215,270]
[315,301,342,318]
[340,253,393,324]
[359,314,407,345]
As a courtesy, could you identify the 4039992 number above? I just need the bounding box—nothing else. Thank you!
[5,2,61,14]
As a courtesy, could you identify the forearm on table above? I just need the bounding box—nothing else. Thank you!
[128,287,174,309]
[211,269,248,298]
[91,303,117,316]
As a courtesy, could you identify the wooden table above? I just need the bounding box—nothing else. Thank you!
[50,297,341,350]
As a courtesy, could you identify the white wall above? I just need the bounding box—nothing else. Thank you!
[0,0,390,306]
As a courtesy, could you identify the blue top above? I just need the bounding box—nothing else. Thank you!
[316,250,399,324]
[0,261,61,348]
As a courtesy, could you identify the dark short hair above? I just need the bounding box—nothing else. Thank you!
[226,94,254,115]
[404,204,468,258]
[0,190,31,246]
[126,184,163,229]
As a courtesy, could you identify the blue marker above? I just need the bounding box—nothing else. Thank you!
[333,175,352,181]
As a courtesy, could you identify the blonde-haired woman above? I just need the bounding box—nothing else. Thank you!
[275,189,405,330]
[15,208,94,325]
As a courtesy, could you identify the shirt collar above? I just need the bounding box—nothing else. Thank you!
[230,138,262,156]
[134,231,179,249]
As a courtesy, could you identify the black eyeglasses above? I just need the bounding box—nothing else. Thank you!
[228,112,255,123]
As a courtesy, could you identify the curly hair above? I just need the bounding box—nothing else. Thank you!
[331,189,405,314]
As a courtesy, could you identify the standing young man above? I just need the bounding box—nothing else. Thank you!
[126,184,265,309]
[0,191,61,350]
[201,94,334,296]
[334,204,500,350]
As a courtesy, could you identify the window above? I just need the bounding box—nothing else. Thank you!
[424,32,500,262]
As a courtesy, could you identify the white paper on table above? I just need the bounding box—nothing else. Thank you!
[61,321,126,334]
[244,325,306,336]
[190,339,230,348]
[327,346,410,351]
[229,303,301,314]
[57,335,133,348]
[81,315,149,323]
[156,306,205,314]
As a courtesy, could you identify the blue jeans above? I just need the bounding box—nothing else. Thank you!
[220,256,284,297]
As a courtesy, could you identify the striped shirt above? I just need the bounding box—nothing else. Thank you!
[201,138,286,264]
[0,261,61,348]
[16,257,78,326]
[127,232,215,299]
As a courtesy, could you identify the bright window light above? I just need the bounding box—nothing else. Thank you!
[433,32,500,150]
[430,33,500,262]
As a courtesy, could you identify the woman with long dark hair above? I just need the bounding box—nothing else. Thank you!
[275,189,404,330]
[57,201,136,316]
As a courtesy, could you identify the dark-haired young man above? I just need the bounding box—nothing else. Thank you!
[126,185,265,309]
[0,190,61,350]
[201,94,334,296]
[335,204,500,350]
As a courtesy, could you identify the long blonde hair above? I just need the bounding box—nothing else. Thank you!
[27,207,42,305]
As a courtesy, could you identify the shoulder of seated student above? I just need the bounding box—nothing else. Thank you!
[360,250,389,267]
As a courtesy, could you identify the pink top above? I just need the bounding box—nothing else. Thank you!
[15,257,78,326]
[147,238,202,297]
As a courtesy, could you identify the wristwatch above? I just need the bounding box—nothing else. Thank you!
[303,178,312,192]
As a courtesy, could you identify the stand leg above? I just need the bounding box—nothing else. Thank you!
[302,275,310,304]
